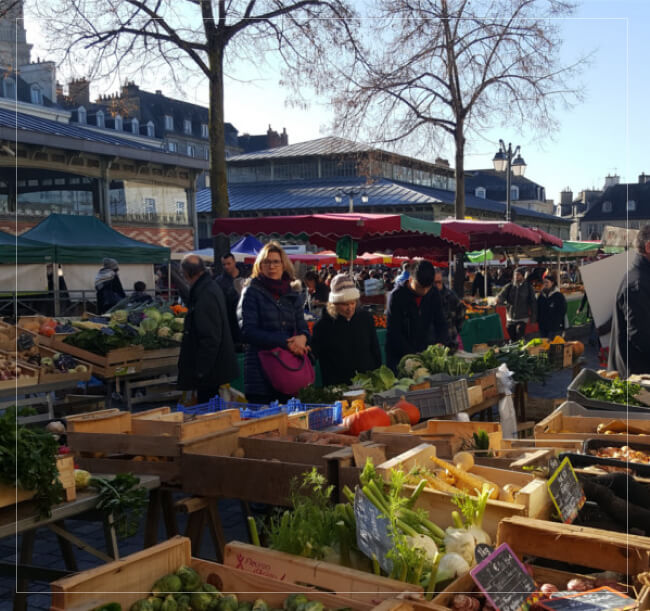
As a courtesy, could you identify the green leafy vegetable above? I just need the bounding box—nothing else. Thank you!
[89,473,148,538]
[580,378,642,406]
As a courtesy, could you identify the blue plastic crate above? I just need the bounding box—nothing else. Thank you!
[307,403,343,430]
[176,396,284,419]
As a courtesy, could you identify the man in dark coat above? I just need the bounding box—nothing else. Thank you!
[471,269,493,298]
[177,254,238,403]
[95,257,126,313]
[215,252,245,347]
[608,225,650,377]
[386,260,448,372]
[537,273,567,338]
[497,268,537,341]
[434,270,466,350]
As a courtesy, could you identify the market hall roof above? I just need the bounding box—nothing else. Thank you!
[194,177,570,224]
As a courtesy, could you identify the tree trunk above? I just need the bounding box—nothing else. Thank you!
[453,127,466,297]
[208,42,231,273]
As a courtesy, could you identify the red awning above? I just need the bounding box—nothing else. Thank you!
[213,213,470,255]
[529,227,563,248]
[438,220,541,249]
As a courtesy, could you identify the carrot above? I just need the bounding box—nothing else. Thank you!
[430,455,500,499]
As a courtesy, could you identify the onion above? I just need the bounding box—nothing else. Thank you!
[539,583,559,598]
[567,578,591,592]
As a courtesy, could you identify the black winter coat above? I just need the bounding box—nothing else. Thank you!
[237,278,310,398]
[177,273,238,391]
[385,283,448,372]
[608,254,650,377]
[96,274,126,314]
[312,309,381,386]
[215,271,242,343]
[497,281,537,323]
[537,287,567,338]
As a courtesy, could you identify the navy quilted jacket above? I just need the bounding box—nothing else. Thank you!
[237,278,310,398]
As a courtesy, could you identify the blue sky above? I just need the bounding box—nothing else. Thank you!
[26,0,649,205]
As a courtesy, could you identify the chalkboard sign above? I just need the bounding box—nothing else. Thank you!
[475,543,494,564]
[354,488,393,574]
[539,587,635,611]
[470,543,536,611]
[547,456,586,523]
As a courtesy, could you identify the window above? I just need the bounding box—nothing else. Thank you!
[602,200,612,213]
[201,123,209,138]
[146,121,155,137]
[131,118,139,135]
[143,198,156,214]
[510,185,519,201]
[184,119,192,135]
[30,84,42,105]
[114,114,123,130]
[203,147,210,160]
[627,199,636,211]
[167,141,177,153]
[96,110,105,128]
[3,77,15,99]
[77,106,87,124]
[474,186,486,199]
[176,200,185,215]
[187,144,195,157]
[164,115,174,130]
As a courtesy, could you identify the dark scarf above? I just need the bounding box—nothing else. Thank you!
[258,273,291,300]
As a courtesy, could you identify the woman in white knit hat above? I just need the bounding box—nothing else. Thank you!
[311,273,381,386]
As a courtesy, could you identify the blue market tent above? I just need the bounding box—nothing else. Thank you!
[230,235,263,256]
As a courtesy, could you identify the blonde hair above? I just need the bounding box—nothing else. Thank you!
[251,241,295,280]
[326,300,359,319]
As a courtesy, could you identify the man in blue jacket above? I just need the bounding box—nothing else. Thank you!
[386,260,448,372]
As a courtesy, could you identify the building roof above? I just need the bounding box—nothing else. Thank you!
[0,69,59,108]
[227,136,370,161]
[195,177,570,224]
[465,169,545,201]
[581,182,650,221]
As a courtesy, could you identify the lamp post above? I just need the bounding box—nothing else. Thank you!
[492,139,527,223]
[334,188,369,213]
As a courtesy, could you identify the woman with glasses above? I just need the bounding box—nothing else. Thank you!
[238,241,310,404]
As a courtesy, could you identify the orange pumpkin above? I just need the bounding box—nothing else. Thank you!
[343,406,391,436]
[571,341,584,357]
[393,397,421,425]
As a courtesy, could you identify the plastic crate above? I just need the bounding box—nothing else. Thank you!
[307,404,343,430]
[373,378,470,419]
[176,396,283,419]
[553,400,650,420]
[567,368,650,413]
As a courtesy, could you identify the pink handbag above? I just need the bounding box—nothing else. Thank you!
[258,347,315,396]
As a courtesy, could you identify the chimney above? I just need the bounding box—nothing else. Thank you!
[639,173,649,184]
[68,78,90,107]
[55,81,63,101]
[560,188,573,206]
[281,127,288,146]
[604,174,620,189]
[435,157,450,167]
[155,89,162,96]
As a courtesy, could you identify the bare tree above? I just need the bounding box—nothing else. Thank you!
[332,0,586,221]
[35,0,359,256]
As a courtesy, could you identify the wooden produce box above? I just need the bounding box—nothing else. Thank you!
[50,536,375,611]
[0,350,39,390]
[378,444,551,540]
[224,541,424,604]
[549,343,574,368]
[0,321,40,351]
[140,345,180,370]
[66,407,240,484]
[13,344,93,385]
[535,411,650,445]
[502,437,586,452]
[472,447,558,471]
[180,416,344,505]
[497,515,650,576]
[413,420,502,453]
[49,337,144,378]
[471,370,498,399]
[467,385,483,407]
[0,454,75,509]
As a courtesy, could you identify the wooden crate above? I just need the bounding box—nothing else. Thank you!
[414,420,502,452]
[140,346,180,370]
[502,437,586,451]
[497,515,650,575]
[50,536,375,611]
[10,344,93,385]
[473,447,557,471]
[378,444,551,540]
[0,321,41,351]
[224,541,424,604]
[549,343,573,368]
[0,351,39,390]
[535,411,650,444]
[49,338,144,378]
[0,455,75,509]
[471,371,498,399]
[66,407,241,484]
[467,385,483,407]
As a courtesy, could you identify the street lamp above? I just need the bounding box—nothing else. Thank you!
[492,139,526,222]
[334,188,369,213]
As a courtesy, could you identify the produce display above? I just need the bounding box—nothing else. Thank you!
[17,345,88,375]
[580,377,643,406]
[0,353,37,383]
[397,345,498,380]
[590,446,650,463]
[253,430,357,446]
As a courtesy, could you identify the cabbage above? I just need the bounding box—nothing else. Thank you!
[110,310,128,324]
[172,332,183,343]
[172,318,185,332]
[157,326,171,338]
[143,308,162,322]
[160,312,174,323]
[140,317,158,333]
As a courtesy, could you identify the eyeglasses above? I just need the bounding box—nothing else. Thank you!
[262,259,282,267]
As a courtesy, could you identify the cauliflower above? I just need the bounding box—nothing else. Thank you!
[414,366,430,380]
[172,332,183,343]
[403,358,423,375]
[157,326,171,338]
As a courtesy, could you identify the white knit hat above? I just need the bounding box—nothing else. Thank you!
[329,273,360,303]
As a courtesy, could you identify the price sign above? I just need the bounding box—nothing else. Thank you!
[539,587,636,611]
[547,456,586,523]
[475,543,494,564]
[354,488,393,574]
[470,543,537,611]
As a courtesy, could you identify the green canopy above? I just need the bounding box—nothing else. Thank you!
[552,241,601,256]
[465,249,495,263]
[21,214,170,264]
[0,229,55,264]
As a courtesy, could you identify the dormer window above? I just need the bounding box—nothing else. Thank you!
[164,115,173,130]
[201,123,208,138]
[475,186,486,199]
[628,200,636,211]
[146,121,155,137]
[510,185,519,201]
[30,84,42,105]
[77,106,86,124]
[131,118,139,134]
[602,200,612,213]
[96,110,105,128]
[3,77,15,99]
[184,119,192,135]
[114,114,123,130]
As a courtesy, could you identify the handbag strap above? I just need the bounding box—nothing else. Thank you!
[268,349,305,372]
